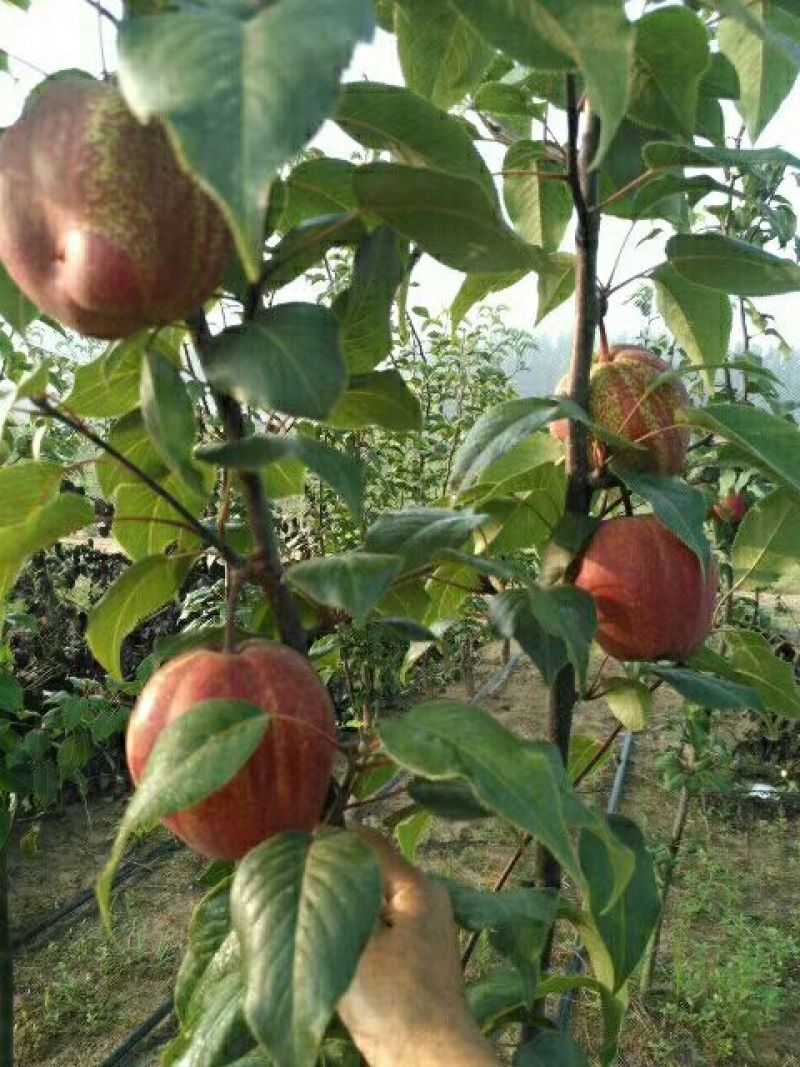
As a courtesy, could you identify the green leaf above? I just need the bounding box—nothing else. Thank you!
[536,252,576,325]
[628,7,710,135]
[365,508,487,574]
[0,361,52,436]
[326,370,422,432]
[444,880,558,933]
[652,263,732,393]
[503,141,572,252]
[610,467,711,575]
[287,552,403,626]
[262,458,306,500]
[394,809,432,862]
[265,213,368,289]
[112,472,208,563]
[450,0,634,162]
[407,778,491,820]
[171,971,254,1067]
[86,554,193,679]
[336,81,495,200]
[231,830,382,1067]
[568,734,615,784]
[197,435,363,519]
[667,233,800,296]
[489,586,597,691]
[118,0,375,279]
[423,561,481,626]
[732,488,800,591]
[336,227,404,374]
[0,673,22,714]
[95,411,167,499]
[695,96,725,144]
[474,81,546,124]
[693,630,800,720]
[579,816,660,991]
[449,397,563,493]
[394,0,493,110]
[602,679,652,731]
[379,701,584,884]
[0,494,94,602]
[451,272,527,329]
[281,158,358,231]
[0,264,38,333]
[516,1032,589,1067]
[467,433,563,500]
[686,404,800,499]
[0,461,63,526]
[649,666,762,710]
[67,335,152,419]
[98,700,267,929]
[699,50,741,99]
[720,4,799,140]
[141,351,203,494]
[714,0,800,66]
[353,163,544,275]
[644,140,800,170]
[479,463,566,557]
[205,304,347,420]
[445,879,558,985]
[468,969,527,1033]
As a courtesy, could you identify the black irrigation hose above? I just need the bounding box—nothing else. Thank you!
[557,730,635,1031]
[98,999,174,1067]
[12,838,181,952]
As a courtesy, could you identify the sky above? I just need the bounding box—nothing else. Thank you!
[1,0,799,356]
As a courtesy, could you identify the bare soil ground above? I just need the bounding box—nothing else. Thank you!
[11,642,800,1065]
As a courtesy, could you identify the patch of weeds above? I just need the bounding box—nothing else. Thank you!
[645,843,800,1064]
[15,896,179,1061]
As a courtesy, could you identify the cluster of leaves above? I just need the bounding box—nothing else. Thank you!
[0,0,799,1065]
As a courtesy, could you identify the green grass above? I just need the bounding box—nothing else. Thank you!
[16,894,180,1060]
[636,825,800,1065]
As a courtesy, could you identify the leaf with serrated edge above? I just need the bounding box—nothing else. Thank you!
[205,304,347,420]
[380,700,584,883]
[86,554,193,678]
[287,552,402,625]
[732,488,800,591]
[232,830,382,1067]
[687,404,800,498]
[118,0,375,278]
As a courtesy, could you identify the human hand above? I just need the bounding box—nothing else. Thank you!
[338,829,497,1067]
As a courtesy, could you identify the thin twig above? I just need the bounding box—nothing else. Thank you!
[82,0,119,26]
[3,50,49,78]
[223,568,245,654]
[527,77,602,1042]
[32,397,242,566]
[595,167,669,213]
[461,832,532,970]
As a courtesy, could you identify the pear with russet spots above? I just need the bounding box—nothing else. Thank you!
[0,77,232,339]
[551,345,691,476]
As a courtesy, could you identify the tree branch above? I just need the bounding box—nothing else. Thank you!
[82,0,119,26]
[528,76,602,1040]
[32,398,242,567]
[189,313,308,654]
